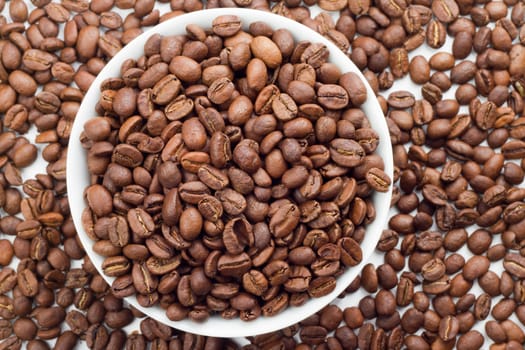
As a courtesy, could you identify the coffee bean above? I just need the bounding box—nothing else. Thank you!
[456,330,484,350]
[377,0,407,18]
[329,138,365,168]
[317,84,349,110]
[504,253,525,278]
[388,90,415,109]
[308,276,336,298]
[502,140,525,159]
[432,0,459,23]
[251,36,282,69]
[408,55,430,84]
[0,240,14,266]
[127,208,154,238]
[426,19,446,48]
[212,15,241,37]
[198,164,229,190]
[366,167,391,192]
[300,325,328,345]
[339,72,367,107]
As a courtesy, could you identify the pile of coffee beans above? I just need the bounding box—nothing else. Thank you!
[1,0,525,348]
[81,14,390,322]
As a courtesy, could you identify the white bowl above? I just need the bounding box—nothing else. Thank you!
[67,8,393,338]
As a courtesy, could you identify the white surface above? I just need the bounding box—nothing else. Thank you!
[66,8,393,338]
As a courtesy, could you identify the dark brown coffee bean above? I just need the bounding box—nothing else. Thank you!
[212,15,241,37]
[423,275,451,295]
[485,320,507,344]
[317,84,348,110]
[339,72,367,107]
[432,0,459,23]
[127,208,154,238]
[426,19,446,48]
[421,258,446,282]
[179,207,203,241]
[17,269,38,297]
[375,289,396,316]
[438,315,459,342]
[242,270,268,297]
[504,253,525,278]
[388,90,415,109]
[22,49,57,71]
[269,203,300,238]
[300,325,328,345]
[197,164,228,190]
[396,276,414,307]
[218,253,251,278]
[377,0,408,18]
[366,167,391,192]
[329,138,365,168]
[463,256,490,281]
[151,74,181,105]
[408,55,430,84]
[339,237,362,267]
[456,330,484,350]
[502,140,525,159]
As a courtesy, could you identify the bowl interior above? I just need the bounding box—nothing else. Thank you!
[67,7,393,338]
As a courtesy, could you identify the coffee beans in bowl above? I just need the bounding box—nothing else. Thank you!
[67,8,393,337]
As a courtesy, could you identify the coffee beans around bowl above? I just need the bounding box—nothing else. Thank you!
[5,0,525,347]
[80,15,390,322]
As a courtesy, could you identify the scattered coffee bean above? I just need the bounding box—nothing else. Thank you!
[1,0,525,348]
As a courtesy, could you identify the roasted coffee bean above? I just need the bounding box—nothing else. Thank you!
[17,269,38,297]
[432,0,459,23]
[309,276,336,298]
[426,19,446,48]
[300,325,328,345]
[504,253,525,278]
[463,255,490,281]
[456,330,484,349]
[0,241,14,266]
[338,72,367,107]
[366,168,391,192]
[212,15,242,37]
